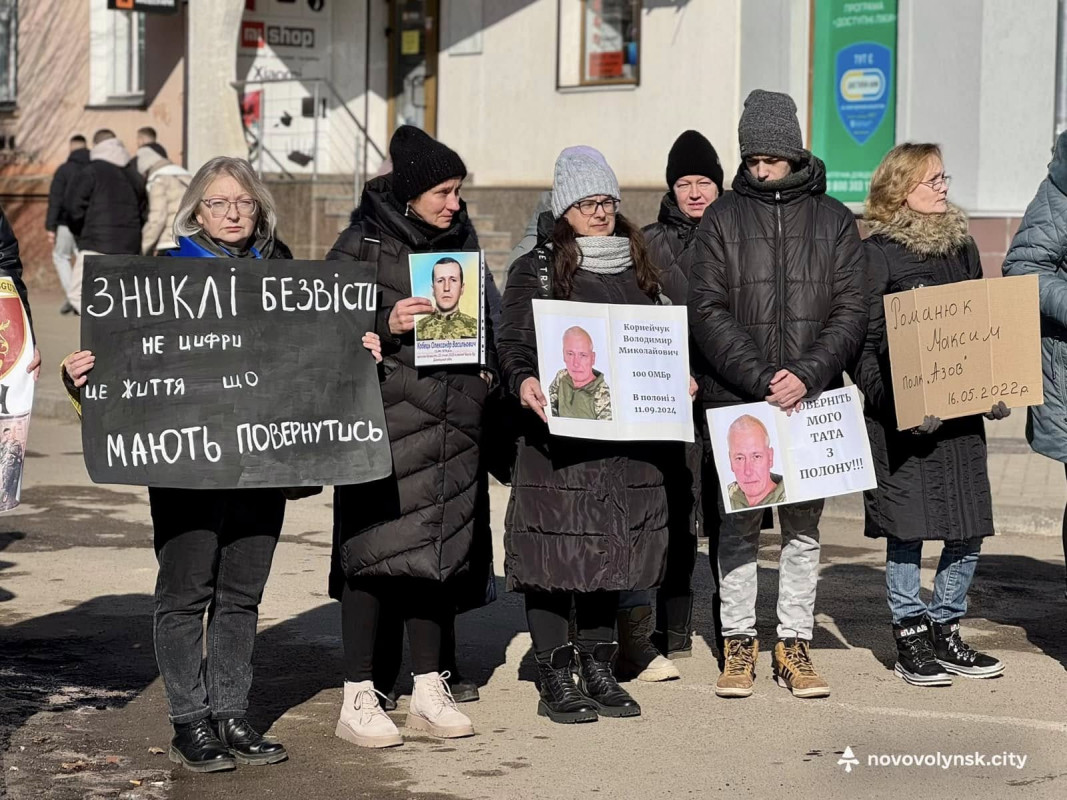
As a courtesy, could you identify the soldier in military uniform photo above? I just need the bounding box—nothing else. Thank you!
[726,414,785,510]
[415,256,479,341]
[548,325,612,421]
[0,426,24,507]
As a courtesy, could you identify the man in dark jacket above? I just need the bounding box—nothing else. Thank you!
[687,89,866,700]
[45,135,88,314]
[63,129,147,314]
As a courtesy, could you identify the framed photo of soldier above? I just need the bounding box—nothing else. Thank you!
[409,251,485,367]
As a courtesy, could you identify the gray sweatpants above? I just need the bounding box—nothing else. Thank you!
[716,497,824,641]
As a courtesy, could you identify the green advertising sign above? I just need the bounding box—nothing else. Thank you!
[810,0,898,204]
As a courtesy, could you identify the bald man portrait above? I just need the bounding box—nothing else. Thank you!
[548,325,612,421]
[726,414,786,510]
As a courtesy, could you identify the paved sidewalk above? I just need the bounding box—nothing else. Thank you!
[27,289,1066,538]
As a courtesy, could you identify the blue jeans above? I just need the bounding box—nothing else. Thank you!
[885,537,982,625]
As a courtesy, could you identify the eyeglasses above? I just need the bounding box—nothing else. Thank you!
[201,198,258,218]
[919,174,951,190]
[571,198,619,216]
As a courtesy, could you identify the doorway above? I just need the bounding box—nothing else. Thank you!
[387,0,439,138]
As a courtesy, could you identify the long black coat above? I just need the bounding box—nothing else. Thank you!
[643,193,698,276]
[851,227,993,542]
[497,248,674,593]
[326,175,493,588]
[686,158,867,409]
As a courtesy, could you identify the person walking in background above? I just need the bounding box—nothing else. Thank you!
[1003,129,1067,598]
[498,145,689,724]
[63,129,146,314]
[325,125,489,748]
[45,134,88,314]
[137,125,167,159]
[137,144,191,255]
[853,143,1006,686]
[686,89,867,700]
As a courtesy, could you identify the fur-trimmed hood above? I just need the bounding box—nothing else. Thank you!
[865,203,969,257]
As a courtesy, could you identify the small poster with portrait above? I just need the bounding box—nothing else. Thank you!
[410,251,485,367]
[0,274,34,512]
[532,299,693,442]
[706,386,876,514]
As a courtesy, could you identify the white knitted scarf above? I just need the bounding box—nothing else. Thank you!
[576,235,631,274]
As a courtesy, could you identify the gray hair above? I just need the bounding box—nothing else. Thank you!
[173,156,278,243]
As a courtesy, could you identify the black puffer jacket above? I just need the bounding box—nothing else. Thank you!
[851,208,993,542]
[64,165,146,254]
[497,246,674,593]
[326,175,493,589]
[686,157,867,408]
[46,148,89,231]
[643,193,698,275]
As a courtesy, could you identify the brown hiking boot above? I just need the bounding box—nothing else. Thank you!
[773,638,830,698]
[714,636,758,698]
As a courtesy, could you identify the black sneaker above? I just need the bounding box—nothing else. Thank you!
[930,618,1004,678]
[445,671,480,703]
[892,616,952,687]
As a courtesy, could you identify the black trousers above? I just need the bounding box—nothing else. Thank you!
[525,590,618,661]
[341,577,453,682]
[149,487,285,725]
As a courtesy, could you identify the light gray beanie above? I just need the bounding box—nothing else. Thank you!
[738,89,807,162]
[551,146,620,219]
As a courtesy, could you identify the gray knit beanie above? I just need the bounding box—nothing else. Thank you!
[738,89,806,162]
[551,146,620,219]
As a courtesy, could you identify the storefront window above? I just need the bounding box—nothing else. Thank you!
[580,0,639,86]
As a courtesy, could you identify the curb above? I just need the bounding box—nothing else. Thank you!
[33,390,76,422]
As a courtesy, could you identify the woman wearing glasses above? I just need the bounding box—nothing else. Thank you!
[497,146,686,724]
[852,143,1006,688]
[63,156,382,773]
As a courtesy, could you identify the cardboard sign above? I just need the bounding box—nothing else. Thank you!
[533,299,693,442]
[0,275,34,512]
[707,387,876,513]
[883,276,1042,430]
[79,256,392,490]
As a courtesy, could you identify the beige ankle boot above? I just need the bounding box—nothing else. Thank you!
[406,672,475,739]
[335,680,403,748]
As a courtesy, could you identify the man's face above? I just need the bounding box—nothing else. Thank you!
[745,155,791,182]
[431,262,464,314]
[728,426,775,504]
[563,333,595,387]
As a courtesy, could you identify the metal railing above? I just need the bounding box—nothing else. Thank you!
[230,77,386,207]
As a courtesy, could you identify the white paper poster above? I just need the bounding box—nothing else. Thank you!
[707,386,875,513]
[0,275,34,512]
[533,299,693,442]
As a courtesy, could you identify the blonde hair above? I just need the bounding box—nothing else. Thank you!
[865,143,943,223]
[173,156,279,242]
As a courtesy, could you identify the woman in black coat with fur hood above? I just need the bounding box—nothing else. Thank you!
[852,143,1007,689]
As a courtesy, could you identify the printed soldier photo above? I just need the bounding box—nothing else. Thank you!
[415,256,479,341]
[727,414,786,510]
[549,325,612,421]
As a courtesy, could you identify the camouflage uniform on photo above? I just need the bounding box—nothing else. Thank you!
[416,309,479,340]
[548,368,613,421]
[728,474,785,510]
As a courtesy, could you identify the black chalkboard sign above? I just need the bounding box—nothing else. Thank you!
[79,256,392,489]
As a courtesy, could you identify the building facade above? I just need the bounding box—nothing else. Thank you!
[0,0,1061,285]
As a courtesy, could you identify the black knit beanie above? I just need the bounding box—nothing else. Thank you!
[665,130,724,194]
[389,125,467,204]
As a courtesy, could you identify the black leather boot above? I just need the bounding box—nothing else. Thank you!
[535,645,598,724]
[168,718,236,773]
[576,642,641,718]
[215,718,289,765]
